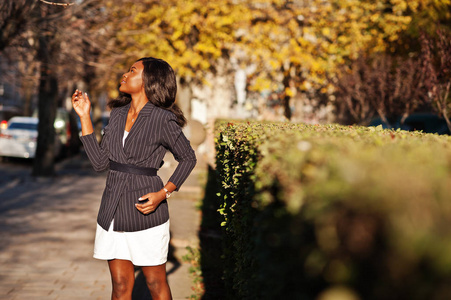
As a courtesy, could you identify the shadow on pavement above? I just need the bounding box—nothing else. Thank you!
[197,164,225,299]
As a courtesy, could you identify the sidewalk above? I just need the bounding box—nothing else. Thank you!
[0,151,205,300]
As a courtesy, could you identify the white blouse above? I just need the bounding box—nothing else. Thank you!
[123,130,129,146]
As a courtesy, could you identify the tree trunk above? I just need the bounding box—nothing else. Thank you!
[32,62,58,176]
[440,82,451,133]
[283,94,292,120]
[282,74,292,120]
[32,24,58,177]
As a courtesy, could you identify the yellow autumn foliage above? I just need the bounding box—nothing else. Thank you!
[102,0,450,97]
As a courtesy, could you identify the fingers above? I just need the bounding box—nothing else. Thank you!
[136,193,163,215]
[71,90,78,103]
[136,195,151,214]
[72,89,82,106]
[138,193,152,201]
[71,89,89,103]
[71,90,92,120]
[135,201,155,215]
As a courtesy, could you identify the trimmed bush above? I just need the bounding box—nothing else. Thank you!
[215,121,451,300]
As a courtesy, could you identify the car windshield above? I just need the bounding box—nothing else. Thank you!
[8,122,37,131]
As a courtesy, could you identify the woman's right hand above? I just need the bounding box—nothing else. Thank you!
[72,89,94,136]
[71,89,91,118]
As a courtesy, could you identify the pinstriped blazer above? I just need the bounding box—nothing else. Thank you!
[80,102,196,232]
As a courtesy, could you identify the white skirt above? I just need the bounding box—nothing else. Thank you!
[93,219,170,266]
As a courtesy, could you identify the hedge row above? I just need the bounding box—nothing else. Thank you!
[215,121,451,300]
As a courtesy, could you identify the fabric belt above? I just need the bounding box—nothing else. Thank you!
[109,160,157,176]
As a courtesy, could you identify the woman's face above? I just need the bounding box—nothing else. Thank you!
[119,61,144,95]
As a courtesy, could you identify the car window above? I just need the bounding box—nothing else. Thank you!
[8,123,37,130]
[0,110,21,121]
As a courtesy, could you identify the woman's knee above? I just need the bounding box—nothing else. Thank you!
[145,272,167,290]
[108,260,135,298]
[142,264,170,293]
[111,275,134,295]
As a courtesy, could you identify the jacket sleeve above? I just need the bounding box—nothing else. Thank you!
[79,128,110,172]
[162,116,197,191]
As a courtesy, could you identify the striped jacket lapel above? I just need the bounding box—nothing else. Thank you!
[123,102,155,151]
[114,104,128,158]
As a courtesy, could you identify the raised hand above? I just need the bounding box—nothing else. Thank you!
[71,89,94,136]
[71,89,91,118]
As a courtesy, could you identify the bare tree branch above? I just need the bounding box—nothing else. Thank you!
[39,0,74,8]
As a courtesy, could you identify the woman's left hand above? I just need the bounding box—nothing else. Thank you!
[135,190,166,214]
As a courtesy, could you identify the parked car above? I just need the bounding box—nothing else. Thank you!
[33,108,81,156]
[0,106,22,132]
[369,113,450,135]
[0,117,62,159]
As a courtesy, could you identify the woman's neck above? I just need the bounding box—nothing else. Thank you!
[129,94,148,114]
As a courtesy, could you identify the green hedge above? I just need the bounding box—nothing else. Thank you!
[215,121,451,300]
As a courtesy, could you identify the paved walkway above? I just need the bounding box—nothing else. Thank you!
[0,151,205,299]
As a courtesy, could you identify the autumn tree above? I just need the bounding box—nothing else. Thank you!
[420,29,451,132]
[98,0,250,120]
[333,54,429,125]
[0,0,39,51]
[235,0,427,120]
[0,0,64,176]
[0,0,110,175]
[96,0,450,122]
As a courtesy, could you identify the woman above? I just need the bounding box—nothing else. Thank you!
[72,57,196,300]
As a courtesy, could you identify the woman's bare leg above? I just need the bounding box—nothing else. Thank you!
[141,263,172,300]
[108,259,135,300]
